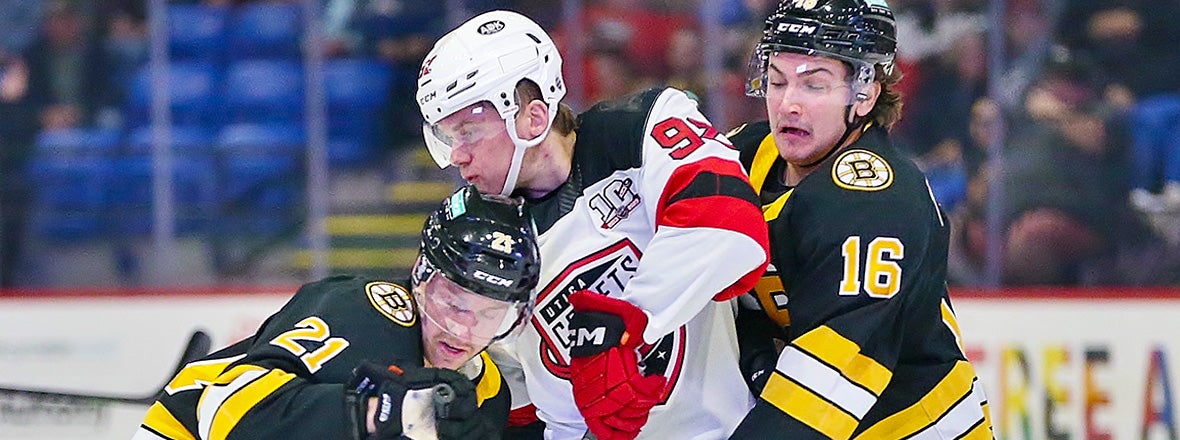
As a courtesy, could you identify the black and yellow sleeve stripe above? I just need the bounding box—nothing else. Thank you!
[197,365,296,440]
[760,326,890,438]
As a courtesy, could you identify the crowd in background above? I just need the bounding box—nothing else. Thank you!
[2,0,1179,287]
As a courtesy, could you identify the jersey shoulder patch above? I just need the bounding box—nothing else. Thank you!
[831,148,893,192]
[364,281,417,327]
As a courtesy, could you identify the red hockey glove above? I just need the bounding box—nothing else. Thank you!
[567,291,669,440]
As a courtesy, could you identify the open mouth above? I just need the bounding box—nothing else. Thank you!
[779,126,810,138]
[439,340,467,357]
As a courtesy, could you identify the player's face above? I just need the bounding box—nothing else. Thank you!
[414,273,515,369]
[763,52,853,166]
[430,102,515,194]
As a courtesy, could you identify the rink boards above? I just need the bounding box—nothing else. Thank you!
[0,287,1178,440]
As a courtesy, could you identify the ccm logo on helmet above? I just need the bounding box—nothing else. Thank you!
[474,270,514,287]
[477,20,505,35]
[776,22,817,35]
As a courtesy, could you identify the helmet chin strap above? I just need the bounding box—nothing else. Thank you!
[498,104,557,196]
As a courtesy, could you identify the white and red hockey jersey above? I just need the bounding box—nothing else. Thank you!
[514,87,769,439]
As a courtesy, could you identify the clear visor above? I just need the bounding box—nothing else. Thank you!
[745,47,876,105]
[745,49,770,98]
[422,102,509,168]
[412,269,530,345]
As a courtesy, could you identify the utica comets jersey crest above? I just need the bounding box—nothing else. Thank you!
[529,240,684,387]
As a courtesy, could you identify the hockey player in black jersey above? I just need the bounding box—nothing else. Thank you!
[727,1,993,438]
[134,185,540,440]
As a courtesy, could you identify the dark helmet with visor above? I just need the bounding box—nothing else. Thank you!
[746,0,898,100]
[413,185,541,343]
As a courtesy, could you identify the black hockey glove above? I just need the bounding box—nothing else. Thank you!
[347,361,414,439]
[347,361,497,440]
[400,367,498,440]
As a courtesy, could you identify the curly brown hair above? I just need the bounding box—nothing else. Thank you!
[867,64,904,130]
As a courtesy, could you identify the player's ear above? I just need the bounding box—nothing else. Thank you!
[852,82,881,119]
[516,99,549,141]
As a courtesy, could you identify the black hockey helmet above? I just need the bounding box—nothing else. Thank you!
[746,0,897,98]
[415,185,541,304]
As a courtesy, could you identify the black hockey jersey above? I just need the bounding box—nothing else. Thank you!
[727,122,993,439]
[134,275,510,440]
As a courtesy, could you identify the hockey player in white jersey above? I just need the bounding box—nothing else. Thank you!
[416,10,771,440]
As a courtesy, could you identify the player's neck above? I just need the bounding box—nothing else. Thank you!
[518,130,576,199]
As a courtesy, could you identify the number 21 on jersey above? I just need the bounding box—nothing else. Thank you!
[839,236,904,298]
[270,316,350,373]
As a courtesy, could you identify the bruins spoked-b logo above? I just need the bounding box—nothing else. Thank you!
[366,282,416,327]
[832,149,893,191]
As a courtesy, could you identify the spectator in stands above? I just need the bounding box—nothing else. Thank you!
[894,30,989,213]
[98,4,148,129]
[994,0,1055,113]
[22,0,107,130]
[0,50,37,287]
[1056,1,1180,211]
[584,47,651,103]
[664,27,707,105]
[0,0,45,55]
[954,52,1168,285]
[552,0,695,106]
[362,0,446,151]
[945,98,1000,285]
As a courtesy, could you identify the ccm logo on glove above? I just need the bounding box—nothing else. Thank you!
[569,313,627,356]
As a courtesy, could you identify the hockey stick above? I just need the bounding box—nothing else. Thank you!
[0,329,212,405]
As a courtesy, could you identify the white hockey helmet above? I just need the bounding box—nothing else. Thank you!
[416,10,566,196]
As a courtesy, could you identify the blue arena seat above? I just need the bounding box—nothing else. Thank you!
[216,122,306,154]
[324,59,393,160]
[126,61,221,128]
[226,2,302,60]
[126,125,216,155]
[214,123,305,226]
[325,59,393,109]
[25,156,112,242]
[328,137,374,168]
[168,4,229,62]
[106,155,216,235]
[223,59,304,124]
[34,127,120,155]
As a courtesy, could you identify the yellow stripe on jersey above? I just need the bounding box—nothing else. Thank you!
[165,354,244,394]
[795,326,892,395]
[141,402,197,440]
[854,361,988,439]
[762,371,858,439]
[206,365,295,440]
[754,274,791,327]
[475,351,501,407]
[940,299,965,354]
[762,189,792,222]
[748,133,780,194]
